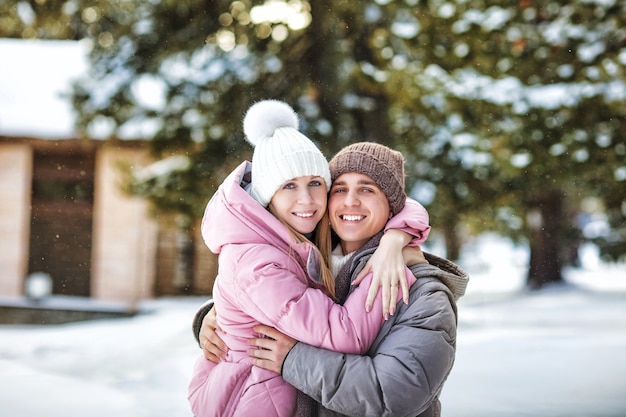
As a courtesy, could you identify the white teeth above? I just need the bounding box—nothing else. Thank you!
[342,215,363,221]
[295,212,314,218]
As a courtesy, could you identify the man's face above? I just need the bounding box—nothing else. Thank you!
[328,172,391,254]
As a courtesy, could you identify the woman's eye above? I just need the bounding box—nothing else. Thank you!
[283,183,296,190]
[310,180,322,187]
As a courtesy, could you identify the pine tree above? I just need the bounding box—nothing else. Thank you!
[384,0,626,286]
[5,0,625,288]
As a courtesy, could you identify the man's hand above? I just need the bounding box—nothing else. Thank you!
[247,325,297,374]
[199,307,228,363]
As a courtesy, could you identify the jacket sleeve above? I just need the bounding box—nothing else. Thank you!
[384,197,431,246]
[281,277,457,417]
[233,249,417,355]
[192,298,214,346]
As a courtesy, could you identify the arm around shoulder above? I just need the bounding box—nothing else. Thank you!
[385,197,431,246]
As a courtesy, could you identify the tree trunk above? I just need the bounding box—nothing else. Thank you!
[443,223,461,262]
[526,190,566,289]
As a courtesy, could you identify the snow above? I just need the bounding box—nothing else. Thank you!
[0,38,165,140]
[0,38,88,139]
[132,155,192,183]
[1,235,625,417]
[443,264,626,417]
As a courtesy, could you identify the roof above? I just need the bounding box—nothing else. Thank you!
[0,38,88,139]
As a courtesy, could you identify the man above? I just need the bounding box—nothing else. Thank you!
[194,142,469,417]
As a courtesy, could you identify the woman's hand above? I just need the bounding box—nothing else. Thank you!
[199,307,228,363]
[352,229,412,319]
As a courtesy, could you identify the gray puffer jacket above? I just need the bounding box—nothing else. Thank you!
[281,251,468,417]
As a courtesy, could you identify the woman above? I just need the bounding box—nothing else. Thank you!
[188,100,430,417]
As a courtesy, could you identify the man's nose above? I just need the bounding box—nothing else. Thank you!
[343,190,360,206]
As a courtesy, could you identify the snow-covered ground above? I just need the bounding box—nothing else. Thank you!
[1,235,625,417]
[440,238,626,417]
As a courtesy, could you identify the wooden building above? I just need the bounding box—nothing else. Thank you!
[0,39,215,311]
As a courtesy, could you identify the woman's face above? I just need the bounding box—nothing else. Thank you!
[328,172,391,254]
[269,176,328,234]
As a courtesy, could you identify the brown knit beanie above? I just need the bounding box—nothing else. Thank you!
[329,142,406,215]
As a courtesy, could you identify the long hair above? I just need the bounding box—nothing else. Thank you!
[269,206,336,301]
[312,211,335,300]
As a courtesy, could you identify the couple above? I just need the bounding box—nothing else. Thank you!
[189,100,469,417]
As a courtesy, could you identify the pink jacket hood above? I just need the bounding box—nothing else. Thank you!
[201,161,320,284]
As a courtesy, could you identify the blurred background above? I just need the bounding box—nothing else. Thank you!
[1,2,626,416]
[0,0,624,313]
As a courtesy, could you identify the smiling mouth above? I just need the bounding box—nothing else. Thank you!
[340,214,364,222]
[294,212,315,218]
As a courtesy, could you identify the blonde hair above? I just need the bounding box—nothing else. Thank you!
[312,211,335,300]
[270,207,336,301]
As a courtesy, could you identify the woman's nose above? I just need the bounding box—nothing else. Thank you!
[298,189,314,203]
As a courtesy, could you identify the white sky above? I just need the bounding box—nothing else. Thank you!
[0,234,625,417]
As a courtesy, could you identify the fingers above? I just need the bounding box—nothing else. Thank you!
[365,278,379,314]
[248,335,275,350]
[199,308,228,362]
[365,270,402,319]
[381,281,390,320]
[247,346,282,374]
[389,280,398,316]
[400,271,410,305]
[252,325,297,349]
[254,324,282,340]
[250,325,297,353]
[201,339,225,363]
[247,334,290,375]
[206,307,218,326]
[201,337,225,363]
[381,267,407,318]
[360,261,411,319]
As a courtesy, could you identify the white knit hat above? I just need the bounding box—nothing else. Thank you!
[243,100,331,206]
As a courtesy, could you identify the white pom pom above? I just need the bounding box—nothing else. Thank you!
[243,100,299,147]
